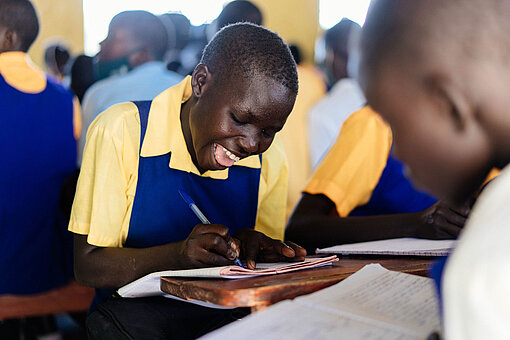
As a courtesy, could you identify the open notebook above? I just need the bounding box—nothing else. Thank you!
[200,264,441,340]
[316,237,456,256]
[118,256,338,298]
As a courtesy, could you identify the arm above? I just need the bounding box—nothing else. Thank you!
[74,224,240,289]
[285,193,468,253]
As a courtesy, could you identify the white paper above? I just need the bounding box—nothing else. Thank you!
[316,237,456,256]
[200,264,441,340]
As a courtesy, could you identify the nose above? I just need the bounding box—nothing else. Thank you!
[239,131,260,155]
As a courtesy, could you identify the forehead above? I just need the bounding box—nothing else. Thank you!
[216,74,296,122]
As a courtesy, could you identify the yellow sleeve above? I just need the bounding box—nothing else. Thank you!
[72,96,82,140]
[69,102,141,247]
[254,135,288,241]
[304,106,393,217]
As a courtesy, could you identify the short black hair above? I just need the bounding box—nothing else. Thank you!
[325,18,360,58]
[111,11,168,60]
[201,23,298,95]
[217,0,263,30]
[0,0,39,52]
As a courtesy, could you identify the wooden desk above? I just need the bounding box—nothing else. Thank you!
[161,256,433,311]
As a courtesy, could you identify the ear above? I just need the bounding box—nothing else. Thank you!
[191,64,211,98]
[0,29,19,52]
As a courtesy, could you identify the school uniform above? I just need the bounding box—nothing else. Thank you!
[0,52,79,294]
[69,76,288,305]
[305,106,436,217]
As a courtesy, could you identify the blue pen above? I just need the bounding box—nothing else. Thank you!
[178,190,244,268]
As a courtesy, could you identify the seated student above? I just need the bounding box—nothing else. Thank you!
[0,0,80,337]
[286,105,469,252]
[69,23,306,339]
[359,1,510,338]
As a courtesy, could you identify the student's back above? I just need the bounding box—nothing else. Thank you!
[0,0,78,294]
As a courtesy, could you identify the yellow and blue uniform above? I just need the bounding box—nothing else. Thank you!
[69,77,288,306]
[305,106,436,217]
[0,52,79,294]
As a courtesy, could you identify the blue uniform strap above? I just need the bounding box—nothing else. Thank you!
[132,100,153,150]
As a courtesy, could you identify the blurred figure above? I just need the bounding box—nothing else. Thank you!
[216,0,263,30]
[279,44,327,218]
[80,10,183,160]
[0,0,80,337]
[43,42,70,83]
[308,18,365,169]
[160,12,191,75]
[70,54,95,102]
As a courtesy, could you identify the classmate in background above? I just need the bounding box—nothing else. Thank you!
[80,10,183,159]
[160,12,192,76]
[279,44,327,218]
[70,23,306,339]
[216,0,263,30]
[43,42,70,83]
[286,105,469,253]
[308,18,366,169]
[359,1,510,338]
[0,0,80,337]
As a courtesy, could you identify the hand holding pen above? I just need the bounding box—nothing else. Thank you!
[179,190,244,268]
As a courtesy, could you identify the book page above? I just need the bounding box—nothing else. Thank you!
[200,264,440,340]
[316,237,455,256]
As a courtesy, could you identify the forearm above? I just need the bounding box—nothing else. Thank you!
[286,213,420,252]
[73,234,184,289]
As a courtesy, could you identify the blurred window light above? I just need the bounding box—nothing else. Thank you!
[319,0,371,29]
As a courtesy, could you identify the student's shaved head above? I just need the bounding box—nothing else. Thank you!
[361,0,510,79]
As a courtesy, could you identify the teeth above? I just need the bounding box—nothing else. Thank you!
[222,146,240,162]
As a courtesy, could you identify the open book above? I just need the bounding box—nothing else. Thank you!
[200,264,441,340]
[118,256,338,298]
[316,237,456,256]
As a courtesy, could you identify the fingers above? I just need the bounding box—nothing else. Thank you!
[285,240,307,259]
[243,235,261,270]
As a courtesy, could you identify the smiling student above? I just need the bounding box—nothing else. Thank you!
[69,23,305,339]
[359,0,510,338]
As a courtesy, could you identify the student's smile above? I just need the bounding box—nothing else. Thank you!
[181,65,295,174]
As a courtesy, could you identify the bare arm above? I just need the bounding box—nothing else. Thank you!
[285,193,467,253]
[73,224,240,289]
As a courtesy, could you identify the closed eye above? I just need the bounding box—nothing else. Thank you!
[230,112,246,125]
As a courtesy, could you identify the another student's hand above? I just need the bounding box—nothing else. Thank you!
[235,229,307,270]
[415,201,471,239]
[178,224,241,268]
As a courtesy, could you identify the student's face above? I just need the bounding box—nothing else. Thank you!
[186,65,295,173]
[359,49,497,205]
[96,24,139,62]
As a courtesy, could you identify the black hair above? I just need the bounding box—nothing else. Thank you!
[201,23,298,95]
[0,0,39,52]
[217,0,263,31]
[111,11,168,60]
[289,44,302,65]
[325,18,360,58]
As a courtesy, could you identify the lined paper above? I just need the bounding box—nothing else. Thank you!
[316,238,456,256]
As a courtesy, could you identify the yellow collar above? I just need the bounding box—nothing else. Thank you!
[0,51,46,93]
[140,76,261,180]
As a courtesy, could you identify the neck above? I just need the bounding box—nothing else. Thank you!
[180,97,204,173]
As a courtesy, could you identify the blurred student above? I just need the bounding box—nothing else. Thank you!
[279,44,327,218]
[216,0,263,30]
[286,106,470,253]
[308,18,366,169]
[80,10,183,158]
[359,1,510,338]
[160,12,191,75]
[70,23,306,339]
[0,0,80,337]
[43,42,70,83]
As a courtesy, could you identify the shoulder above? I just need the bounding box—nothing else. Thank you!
[261,135,287,177]
[87,102,140,143]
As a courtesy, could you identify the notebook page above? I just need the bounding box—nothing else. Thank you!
[302,264,441,335]
[316,237,455,256]
[200,264,439,340]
